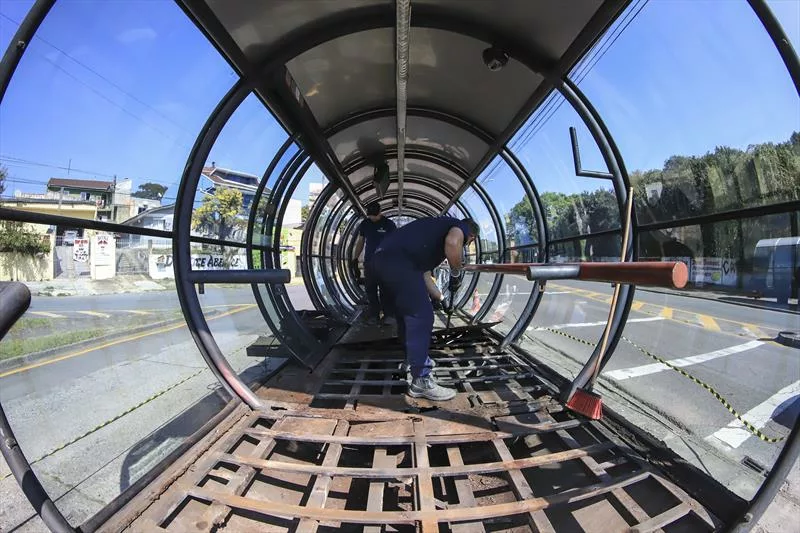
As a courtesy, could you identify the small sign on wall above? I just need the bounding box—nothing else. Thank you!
[73,239,89,263]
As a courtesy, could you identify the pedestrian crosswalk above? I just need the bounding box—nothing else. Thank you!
[603,340,764,381]
[707,380,800,449]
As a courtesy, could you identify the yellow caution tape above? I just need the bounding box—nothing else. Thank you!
[1,369,204,481]
[539,327,786,444]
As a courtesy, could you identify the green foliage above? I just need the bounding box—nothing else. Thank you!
[132,182,167,200]
[509,132,800,262]
[192,188,244,241]
[0,221,50,255]
[301,204,310,223]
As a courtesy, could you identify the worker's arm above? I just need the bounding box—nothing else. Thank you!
[424,271,443,301]
[352,235,364,261]
[444,227,465,271]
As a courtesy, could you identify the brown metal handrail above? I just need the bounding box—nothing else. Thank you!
[463,261,689,289]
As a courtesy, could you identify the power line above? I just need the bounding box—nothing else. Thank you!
[0,12,189,134]
[0,155,181,191]
[510,0,649,152]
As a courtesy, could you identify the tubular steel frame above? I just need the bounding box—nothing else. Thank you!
[1,0,798,531]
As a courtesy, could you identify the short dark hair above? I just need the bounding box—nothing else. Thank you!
[366,202,381,216]
[463,218,480,239]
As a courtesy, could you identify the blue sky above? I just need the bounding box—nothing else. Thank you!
[0,0,797,214]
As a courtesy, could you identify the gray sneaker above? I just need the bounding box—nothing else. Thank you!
[408,375,456,401]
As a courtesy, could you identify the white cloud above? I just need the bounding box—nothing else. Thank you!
[117,27,157,44]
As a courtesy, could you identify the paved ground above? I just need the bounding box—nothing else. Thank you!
[0,279,797,531]
[0,285,312,532]
[478,277,799,530]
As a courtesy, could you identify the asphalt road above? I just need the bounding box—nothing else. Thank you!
[478,277,799,500]
[0,284,311,532]
[0,280,797,531]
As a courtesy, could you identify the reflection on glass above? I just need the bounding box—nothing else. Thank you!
[0,227,232,528]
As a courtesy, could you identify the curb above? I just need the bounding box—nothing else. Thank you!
[637,287,800,316]
[0,311,220,374]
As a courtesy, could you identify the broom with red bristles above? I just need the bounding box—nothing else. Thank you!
[566,187,634,420]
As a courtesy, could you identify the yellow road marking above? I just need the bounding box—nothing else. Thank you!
[78,311,111,318]
[0,304,257,379]
[743,324,768,339]
[698,314,722,332]
[539,283,783,341]
[29,311,66,318]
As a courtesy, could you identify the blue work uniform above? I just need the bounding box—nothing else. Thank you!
[359,217,396,318]
[372,217,472,378]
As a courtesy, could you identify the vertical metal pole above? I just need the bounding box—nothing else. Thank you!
[556,78,637,397]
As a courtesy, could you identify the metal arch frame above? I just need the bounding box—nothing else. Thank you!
[0,3,74,531]
[265,153,331,366]
[500,148,549,349]
[244,140,311,363]
[318,192,359,313]
[729,3,800,531]
[303,185,348,312]
[176,0,629,214]
[172,80,266,408]
[555,78,638,399]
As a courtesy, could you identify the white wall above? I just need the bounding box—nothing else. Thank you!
[284,199,302,226]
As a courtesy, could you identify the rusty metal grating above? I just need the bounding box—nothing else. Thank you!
[116,326,721,532]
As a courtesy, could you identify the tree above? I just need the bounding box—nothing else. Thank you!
[132,182,167,200]
[0,166,50,255]
[191,188,244,242]
[301,204,310,223]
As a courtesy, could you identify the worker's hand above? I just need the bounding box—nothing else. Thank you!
[350,259,361,280]
[449,269,463,293]
[431,297,443,311]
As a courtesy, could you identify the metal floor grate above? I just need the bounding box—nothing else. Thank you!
[112,325,721,532]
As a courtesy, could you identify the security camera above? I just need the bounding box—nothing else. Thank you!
[482,46,509,71]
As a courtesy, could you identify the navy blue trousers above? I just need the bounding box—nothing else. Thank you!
[373,253,433,378]
[364,259,381,319]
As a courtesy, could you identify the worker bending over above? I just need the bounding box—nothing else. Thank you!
[351,202,396,323]
[373,216,479,401]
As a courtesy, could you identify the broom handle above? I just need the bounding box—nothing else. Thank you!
[590,187,634,382]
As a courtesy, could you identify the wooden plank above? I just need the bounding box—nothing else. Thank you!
[414,420,438,533]
[329,363,522,375]
[245,417,582,446]
[187,470,650,524]
[324,372,537,387]
[492,438,555,533]
[629,503,692,533]
[536,411,652,529]
[217,441,615,479]
[445,445,485,533]
[295,420,350,533]
[364,448,394,533]
[197,416,295,532]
